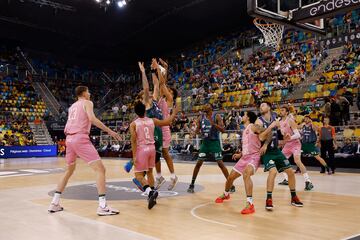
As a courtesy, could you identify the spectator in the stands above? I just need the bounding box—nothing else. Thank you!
[337,94,350,125]
[337,138,356,158]
[330,98,341,126]
[323,97,331,118]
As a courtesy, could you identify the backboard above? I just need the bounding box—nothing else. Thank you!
[248,0,360,35]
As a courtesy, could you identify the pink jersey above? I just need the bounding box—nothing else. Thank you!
[64,99,91,135]
[280,117,300,144]
[158,98,171,131]
[242,124,261,156]
[134,117,155,146]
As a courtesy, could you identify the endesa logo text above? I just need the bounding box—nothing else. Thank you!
[310,0,360,16]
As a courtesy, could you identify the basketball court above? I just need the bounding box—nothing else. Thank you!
[1,0,360,239]
[1,157,360,240]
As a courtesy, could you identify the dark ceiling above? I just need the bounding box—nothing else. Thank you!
[0,0,252,69]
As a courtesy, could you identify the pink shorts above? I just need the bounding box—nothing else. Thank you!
[162,127,171,149]
[65,134,100,166]
[233,153,261,175]
[135,145,156,172]
[282,140,302,159]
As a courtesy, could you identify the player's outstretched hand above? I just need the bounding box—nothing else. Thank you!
[138,62,145,72]
[232,153,241,160]
[151,58,159,70]
[109,130,122,141]
[159,58,168,70]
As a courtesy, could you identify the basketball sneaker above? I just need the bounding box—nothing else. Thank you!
[304,181,314,191]
[48,203,64,213]
[155,176,166,190]
[229,185,236,193]
[167,175,178,191]
[241,203,255,215]
[148,190,159,210]
[326,167,332,175]
[278,179,289,185]
[124,160,133,173]
[265,199,273,211]
[187,184,195,193]
[291,196,304,207]
[215,194,230,203]
[97,205,120,216]
[132,178,144,192]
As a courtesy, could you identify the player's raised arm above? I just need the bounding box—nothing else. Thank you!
[84,100,121,141]
[151,58,160,101]
[139,61,150,105]
[157,61,173,106]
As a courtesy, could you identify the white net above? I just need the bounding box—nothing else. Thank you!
[254,18,284,50]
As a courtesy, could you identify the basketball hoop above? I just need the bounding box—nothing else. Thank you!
[254,18,284,51]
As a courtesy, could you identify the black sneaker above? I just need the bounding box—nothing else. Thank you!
[278,179,289,185]
[148,190,158,210]
[187,184,195,193]
[229,185,236,193]
[304,181,314,191]
[295,167,301,174]
[326,167,332,175]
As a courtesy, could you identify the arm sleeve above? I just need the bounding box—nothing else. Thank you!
[290,129,301,140]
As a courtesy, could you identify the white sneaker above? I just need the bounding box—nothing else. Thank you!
[167,176,178,191]
[97,205,120,216]
[155,176,166,190]
[48,203,64,213]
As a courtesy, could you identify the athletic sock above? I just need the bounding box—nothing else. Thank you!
[170,173,176,179]
[156,173,162,179]
[266,191,272,200]
[143,185,151,195]
[191,178,196,186]
[290,189,297,198]
[51,191,61,205]
[303,173,311,182]
[282,172,288,180]
[98,194,106,208]
[224,191,230,197]
[246,196,253,205]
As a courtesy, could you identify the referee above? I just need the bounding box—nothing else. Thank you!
[319,117,337,174]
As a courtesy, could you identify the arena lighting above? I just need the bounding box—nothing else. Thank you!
[117,0,126,8]
[106,0,110,4]
[95,0,101,2]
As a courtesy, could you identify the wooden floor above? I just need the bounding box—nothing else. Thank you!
[1,157,360,240]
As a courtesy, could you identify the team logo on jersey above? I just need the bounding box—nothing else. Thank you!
[199,153,206,158]
[269,160,275,164]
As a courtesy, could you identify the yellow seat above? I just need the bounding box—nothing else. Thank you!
[343,129,354,139]
[354,129,360,138]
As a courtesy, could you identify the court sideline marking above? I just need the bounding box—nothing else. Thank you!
[341,233,360,240]
[190,202,237,228]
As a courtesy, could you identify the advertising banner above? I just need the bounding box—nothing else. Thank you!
[0,145,58,159]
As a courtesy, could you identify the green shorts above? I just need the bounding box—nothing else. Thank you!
[261,148,291,173]
[301,143,319,157]
[154,126,163,154]
[198,139,223,161]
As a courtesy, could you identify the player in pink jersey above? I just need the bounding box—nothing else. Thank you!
[48,86,122,216]
[130,101,179,209]
[215,111,267,214]
[278,106,314,191]
[154,58,179,191]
